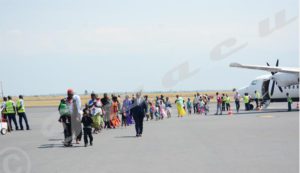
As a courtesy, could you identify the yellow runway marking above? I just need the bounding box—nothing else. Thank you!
[259,115,274,118]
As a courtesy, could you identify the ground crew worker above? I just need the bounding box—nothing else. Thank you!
[222,93,226,111]
[287,93,293,112]
[244,93,250,111]
[254,90,261,109]
[225,94,231,111]
[6,96,19,131]
[17,95,30,130]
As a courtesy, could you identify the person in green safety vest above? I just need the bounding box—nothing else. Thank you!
[5,96,19,131]
[17,95,30,130]
[287,93,293,112]
[254,90,261,109]
[243,93,250,111]
[225,94,231,111]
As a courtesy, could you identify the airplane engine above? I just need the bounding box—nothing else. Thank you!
[271,73,299,87]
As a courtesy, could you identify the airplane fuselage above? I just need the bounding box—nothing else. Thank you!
[238,74,299,102]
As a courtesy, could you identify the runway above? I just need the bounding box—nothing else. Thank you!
[0,103,298,173]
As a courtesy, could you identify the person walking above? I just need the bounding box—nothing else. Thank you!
[5,96,19,131]
[81,110,94,147]
[122,95,132,126]
[130,92,147,137]
[175,95,186,117]
[58,98,72,147]
[66,89,82,145]
[287,93,293,112]
[221,93,226,111]
[234,92,241,113]
[192,94,197,114]
[16,95,30,130]
[187,98,192,115]
[215,92,222,115]
[165,97,172,118]
[101,93,112,129]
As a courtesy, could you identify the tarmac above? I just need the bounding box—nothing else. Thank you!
[0,102,299,173]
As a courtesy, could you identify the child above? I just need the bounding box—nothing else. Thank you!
[81,109,94,147]
[58,99,72,147]
[204,100,209,115]
[159,100,167,120]
[155,106,160,120]
[186,98,192,115]
[149,102,155,120]
[165,97,172,118]
[199,98,205,115]
[121,107,127,127]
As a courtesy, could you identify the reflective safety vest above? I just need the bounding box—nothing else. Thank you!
[244,96,249,104]
[256,92,261,99]
[17,99,25,113]
[287,97,293,104]
[222,97,226,102]
[5,100,16,114]
[225,97,231,104]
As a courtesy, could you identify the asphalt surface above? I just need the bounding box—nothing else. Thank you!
[0,103,299,173]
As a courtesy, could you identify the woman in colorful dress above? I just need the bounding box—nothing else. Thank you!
[123,95,133,126]
[175,95,186,118]
[110,96,121,128]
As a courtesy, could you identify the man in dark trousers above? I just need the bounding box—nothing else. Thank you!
[6,96,19,131]
[17,95,30,130]
[130,92,147,137]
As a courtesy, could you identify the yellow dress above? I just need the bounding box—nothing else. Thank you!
[176,101,186,117]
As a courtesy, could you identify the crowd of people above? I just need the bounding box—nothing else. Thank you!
[57,89,212,147]
[1,89,294,147]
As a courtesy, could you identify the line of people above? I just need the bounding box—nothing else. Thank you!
[1,95,30,131]
[58,90,181,147]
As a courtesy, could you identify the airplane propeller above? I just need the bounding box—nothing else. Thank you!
[266,59,283,96]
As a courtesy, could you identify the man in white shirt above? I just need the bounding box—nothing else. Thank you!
[234,92,241,113]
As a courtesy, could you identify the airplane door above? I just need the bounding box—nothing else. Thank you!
[262,80,270,100]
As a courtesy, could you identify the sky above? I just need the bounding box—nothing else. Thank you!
[0,0,298,96]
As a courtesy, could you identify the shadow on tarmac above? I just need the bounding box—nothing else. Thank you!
[38,144,84,149]
[221,109,299,115]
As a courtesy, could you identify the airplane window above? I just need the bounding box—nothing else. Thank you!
[293,85,295,89]
[288,86,291,89]
[251,80,257,85]
[297,85,299,89]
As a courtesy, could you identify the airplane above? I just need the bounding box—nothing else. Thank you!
[229,60,299,107]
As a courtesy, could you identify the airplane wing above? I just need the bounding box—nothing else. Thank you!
[230,63,300,74]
